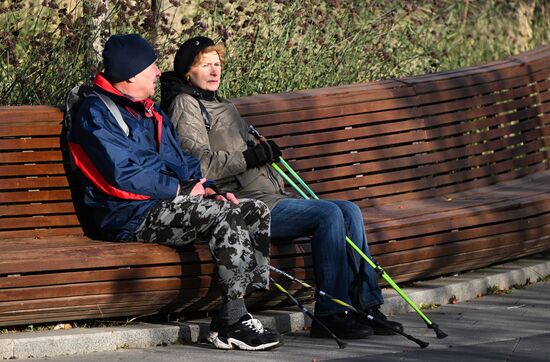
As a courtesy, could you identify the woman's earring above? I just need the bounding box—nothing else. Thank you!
[186,76,190,82]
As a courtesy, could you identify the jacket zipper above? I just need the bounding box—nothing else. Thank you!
[266,165,285,195]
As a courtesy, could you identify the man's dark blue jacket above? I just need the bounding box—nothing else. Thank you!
[68,74,212,241]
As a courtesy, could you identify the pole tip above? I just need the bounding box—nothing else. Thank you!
[428,323,448,339]
[419,341,429,348]
[338,341,347,349]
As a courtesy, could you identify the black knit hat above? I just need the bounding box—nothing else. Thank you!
[174,36,215,78]
[102,34,157,83]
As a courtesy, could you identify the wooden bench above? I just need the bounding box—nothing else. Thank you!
[1,45,549,327]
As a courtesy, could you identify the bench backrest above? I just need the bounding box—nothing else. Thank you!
[234,46,550,209]
[0,106,86,240]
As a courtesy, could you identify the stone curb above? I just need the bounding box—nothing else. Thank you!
[1,252,549,360]
[379,252,550,316]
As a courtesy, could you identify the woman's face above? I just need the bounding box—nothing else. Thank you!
[187,51,221,92]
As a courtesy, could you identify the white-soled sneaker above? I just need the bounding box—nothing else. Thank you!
[211,313,281,351]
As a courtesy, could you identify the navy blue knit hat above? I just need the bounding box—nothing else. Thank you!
[102,34,157,82]
[174,36,215,77]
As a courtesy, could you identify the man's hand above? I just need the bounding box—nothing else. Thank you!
[224,192,240,205]
[190,178,207,197]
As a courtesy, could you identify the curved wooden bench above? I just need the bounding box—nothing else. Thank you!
[1,45,549,327]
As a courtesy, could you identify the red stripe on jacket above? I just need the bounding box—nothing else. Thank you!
[69,142,151,200]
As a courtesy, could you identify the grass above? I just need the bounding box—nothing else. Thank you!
[485,279,535,296]
[485,285,511,295]
[0,1,548,105]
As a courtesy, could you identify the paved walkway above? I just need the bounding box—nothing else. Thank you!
[2,252,549,361]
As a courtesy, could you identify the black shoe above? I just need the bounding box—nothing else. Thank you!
[212,313,281,351]
[360,306,404,335]
[310,311,373,339]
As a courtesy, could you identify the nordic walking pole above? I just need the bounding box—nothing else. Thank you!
[269,266,429,348]
[274,159,447,339]
[248,125,447,339]
[270,277,347,349]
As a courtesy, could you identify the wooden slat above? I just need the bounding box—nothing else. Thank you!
[0,235,103,252]
[0,163,66,177]
[0,189,73,204]
[0,214,82,230]
[0,137,61,151]
[0,202,76,217]
[0,124,61,137]
[0,226,85,239]
[0,176,69,191]
[0,150,63,163]
[0,106,62,124]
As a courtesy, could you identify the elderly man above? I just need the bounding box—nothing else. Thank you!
[67,34,280,351]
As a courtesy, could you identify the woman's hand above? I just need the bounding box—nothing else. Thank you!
[242,140,282,169]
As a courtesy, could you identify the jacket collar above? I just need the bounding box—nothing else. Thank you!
[93,73,157,119]
[93,73,164,149]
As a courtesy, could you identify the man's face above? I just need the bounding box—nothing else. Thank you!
[187,51,221,92]
[130,62,161,100]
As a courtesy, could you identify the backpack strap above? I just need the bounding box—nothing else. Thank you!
[94,92,129,137]
[196,98,212,131]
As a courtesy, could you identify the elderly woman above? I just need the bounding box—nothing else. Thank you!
[160,36,403,339]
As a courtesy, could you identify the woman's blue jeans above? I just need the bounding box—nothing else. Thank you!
[271,198,383,315]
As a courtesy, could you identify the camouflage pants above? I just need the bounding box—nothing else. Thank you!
[134,196,271,301]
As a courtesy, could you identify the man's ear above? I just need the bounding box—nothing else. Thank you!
[126,76,137,84]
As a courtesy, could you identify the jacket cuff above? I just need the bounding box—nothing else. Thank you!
[204,180,217,191]
[179,180,200,195]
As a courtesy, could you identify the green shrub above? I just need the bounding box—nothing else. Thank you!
[0,0,548,105]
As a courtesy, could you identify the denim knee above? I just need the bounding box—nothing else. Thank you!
[314,200,345,226]
[336,200,363,221]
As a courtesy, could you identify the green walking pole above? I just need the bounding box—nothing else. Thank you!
[276,157,447,339]
[248,125,447,339]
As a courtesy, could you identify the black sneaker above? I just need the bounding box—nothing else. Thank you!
[360,306,404,335]
[211,313,281,351]
[310,311,373,339]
